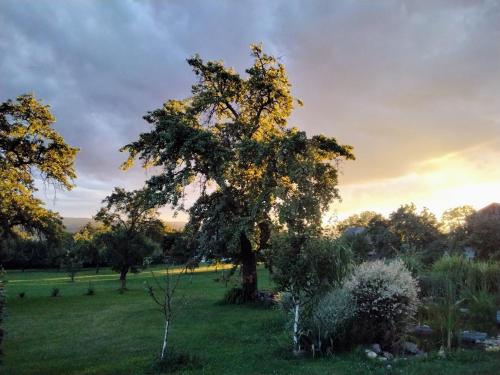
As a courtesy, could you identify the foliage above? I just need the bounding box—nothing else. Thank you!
[441,205,475,233]
[0,279,4,361]
[468,290,496,326]
[62,249,83,282]
[389,204,445,264]
[51,287,60,297]
[95,188,162,290]
[336,211,380,233]
[121,45,354,300]
[441,205,475,254]
[73,223,108,272]
[85,281,95,296]
[220,287,247,305]
[343,259,420,349]
[466,207,500,260]
[150,350,202,374]
[425,280,464,350]
[271,234,352,297]
[146,260,187,361]
[0,94,77,252]
[0,236,65,270]
[162,231,195,265]
[5,267,500,375]
[431,256,500,295]
[338,230,372,262]
[271,234,352,351]
[420,256,500,349]
[100,228,159,290]
[311,288,356,350]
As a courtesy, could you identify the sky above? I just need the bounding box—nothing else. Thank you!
[1,0,499,222]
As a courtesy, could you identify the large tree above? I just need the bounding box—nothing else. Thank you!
[466,204,500,260]
[122,45,354,301]
[389,203,445,263]
[0,94,78,250]
[95,188,162,290]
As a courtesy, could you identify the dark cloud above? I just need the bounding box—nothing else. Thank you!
[1,0,499,218]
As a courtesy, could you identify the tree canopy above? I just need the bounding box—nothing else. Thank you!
[95,187,162,289]
[122,45,354,300]
[0,94,78,245]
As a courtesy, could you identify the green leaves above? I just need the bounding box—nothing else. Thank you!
[0,94,77,243]
[122,45,354,264]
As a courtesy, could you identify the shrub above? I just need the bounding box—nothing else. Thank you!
[312,288,356,349]
[468,290,496,326]
[220,287,246,305]
[432,256,500,294]
[343,259,420,349]
[51,287,60,297]
[425,279,464,350]
[85,281,95,296]
[18,291,26,299]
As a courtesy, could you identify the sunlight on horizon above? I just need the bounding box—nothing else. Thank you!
[327,143,500,223]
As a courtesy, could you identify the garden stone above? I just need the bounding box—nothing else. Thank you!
[413,324,433,336]
[366,350,378,359]
[438,346,446,358]
[382,351,393,360]
[460,331,487,344]
[371,343,382,354]
[403,341,419,355]
[378,356,388,362]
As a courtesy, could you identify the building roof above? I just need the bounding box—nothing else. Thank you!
[478,203,500,216]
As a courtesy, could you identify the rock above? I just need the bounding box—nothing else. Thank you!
[382,351,394,360]
[413,324,433,336]
[403,341,420,355]
[366,350,378,359]
[371,343,382,354]
[378,356,388,362]
[459,308,470,315]
[460,330,488,344]
[438,346,446,358]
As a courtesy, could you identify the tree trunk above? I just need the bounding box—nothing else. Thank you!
[119,266,128,290]
[293,300,300,353]
[161,319,170,360]
[240,232,258,301]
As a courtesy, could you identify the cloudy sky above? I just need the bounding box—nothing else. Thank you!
[1,0,499,221]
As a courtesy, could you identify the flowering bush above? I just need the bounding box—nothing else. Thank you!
[344,259,419,349]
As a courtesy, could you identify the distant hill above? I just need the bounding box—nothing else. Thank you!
[62,217,186,233]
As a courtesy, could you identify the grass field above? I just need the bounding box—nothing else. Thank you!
[3,266,500,375]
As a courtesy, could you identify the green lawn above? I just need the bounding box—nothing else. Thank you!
[3,266,500,374]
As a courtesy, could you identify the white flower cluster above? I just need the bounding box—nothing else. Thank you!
[344,259,420,323]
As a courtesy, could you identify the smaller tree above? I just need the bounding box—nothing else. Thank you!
[441,205,475,254]
[272,234,352,353]
[61,248,82,282]
[146,258,188,361]
[466,204,500,260]
[389,204,445,263]
[95,188,161,290]
[74,223,107,273]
